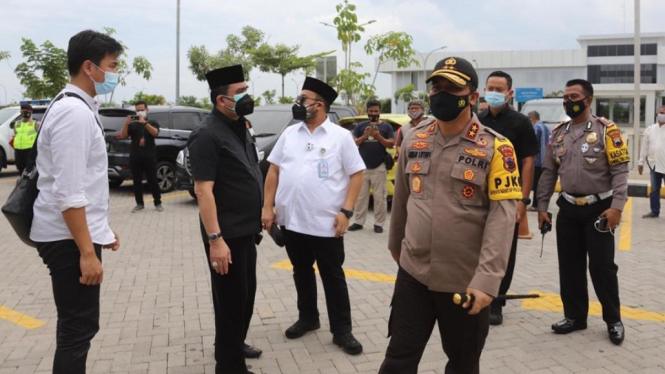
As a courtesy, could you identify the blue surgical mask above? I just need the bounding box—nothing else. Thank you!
[90,64,119,96]
[485,91,507,108]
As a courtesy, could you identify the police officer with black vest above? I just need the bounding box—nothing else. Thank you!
[187,65,263,374]
[537,79,628,345]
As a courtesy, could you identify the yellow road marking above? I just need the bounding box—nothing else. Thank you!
[271,261,665,322]
[619,197,632,251]
[0,305,46,329]
[521,290,665,322]
[146,192,190,202]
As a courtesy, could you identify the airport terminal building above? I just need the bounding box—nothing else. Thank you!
[379,33,665,127]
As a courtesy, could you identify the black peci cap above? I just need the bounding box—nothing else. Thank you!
[302,77,338,105]
[426,56,479,89]
[20,104,33,111]
[205,65,245,90]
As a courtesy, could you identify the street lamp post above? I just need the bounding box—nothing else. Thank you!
[291,78,299,98]
[420,46,447,91]
[0,83,7,106]
[175,0,180,106]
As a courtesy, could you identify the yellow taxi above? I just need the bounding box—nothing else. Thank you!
[338,114,411,200]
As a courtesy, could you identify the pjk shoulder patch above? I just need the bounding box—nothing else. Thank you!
[488,139,522,201]
[605,125,630,165]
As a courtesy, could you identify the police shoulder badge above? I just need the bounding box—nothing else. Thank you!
[607,129,623,148]
[605,128,630,166]
[497,145,516,173]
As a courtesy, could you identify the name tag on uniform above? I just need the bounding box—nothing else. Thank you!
[318,160,329,178]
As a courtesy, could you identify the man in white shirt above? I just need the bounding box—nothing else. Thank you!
[262,77,366,355]
[30,30,121,374]
[638,105,665,218]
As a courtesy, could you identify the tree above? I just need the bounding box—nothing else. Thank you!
[262,90,276,105]
[179,95,204,108]
[332,0,370,105]
[330,62,372,110]
[545,90,563,98]
[364,31,419,87]
[380,98,391,113]
[102,27,153,103]
[14,39,68,98]
[0,51,10,61]
[394,84,416,107]
[252,43,333,98]
[278,96,295,104]
[128,92,165,106]
[187,26,264,82]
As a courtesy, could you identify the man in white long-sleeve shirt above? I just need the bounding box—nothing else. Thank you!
[30,30,122,374]
[638,105,665,219]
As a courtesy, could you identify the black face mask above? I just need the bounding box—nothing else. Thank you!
[292,103,318,121]
[233,94,255,117]
[429,91,470,122]
[21,111,31,119]
[564,98,588,119]
[368,114,380,123]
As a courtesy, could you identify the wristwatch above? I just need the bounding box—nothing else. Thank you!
[208,232,222,242]
[519,198,531,205]
[340,208,353,219]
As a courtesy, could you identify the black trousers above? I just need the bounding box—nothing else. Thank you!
[130,155,161,206]
[282,228,352,334]
[36,240,102,374]
[532,166,543,207]
[15,148,31,175]
[491,223,519,307]
[201,231,257,374]
[555,196,621,323]
[379,268,490,374]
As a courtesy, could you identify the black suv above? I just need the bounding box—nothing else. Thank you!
[105,106,208,192]
[175,104,357,197]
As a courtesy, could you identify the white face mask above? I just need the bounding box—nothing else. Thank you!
[137,111,147,118]
[657,113,665,123]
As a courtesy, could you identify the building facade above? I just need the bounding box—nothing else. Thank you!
[379,33,665,127]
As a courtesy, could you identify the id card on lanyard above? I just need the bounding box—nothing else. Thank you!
[317,147,328,178]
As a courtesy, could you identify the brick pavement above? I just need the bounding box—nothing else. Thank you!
[1,166,665,373]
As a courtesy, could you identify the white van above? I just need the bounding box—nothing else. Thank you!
[0,106,46,172]
[520,98,570,131]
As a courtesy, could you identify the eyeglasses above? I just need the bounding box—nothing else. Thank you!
[296,95,321,105]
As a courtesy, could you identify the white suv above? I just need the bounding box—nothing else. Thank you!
[0,106,46,172]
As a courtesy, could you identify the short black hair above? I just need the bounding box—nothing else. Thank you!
[367,99,381,110]
[210,85,230,105]
[486,71,513,90]
[527,111,540,120]
[67,30,123,76]
[566,79,594,98]
[20,104,33,111]
[135,101,148,109]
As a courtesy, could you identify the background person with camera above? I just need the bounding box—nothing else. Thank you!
[349,99,394,234]
[120,101,162,212]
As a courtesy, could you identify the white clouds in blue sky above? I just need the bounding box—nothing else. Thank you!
[0,0,663,105]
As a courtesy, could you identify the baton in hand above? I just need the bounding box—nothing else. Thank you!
[453,293,540,307]
[540,212,553,257]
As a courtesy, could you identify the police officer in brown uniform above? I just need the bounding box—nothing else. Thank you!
[380,57,522,374]
[537,79,628,345]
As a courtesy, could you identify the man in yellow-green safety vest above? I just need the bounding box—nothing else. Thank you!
[13,104,40,174]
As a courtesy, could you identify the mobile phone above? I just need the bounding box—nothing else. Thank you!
[597,216,608,230]
[131,115,139,121]
[370,123,377,130]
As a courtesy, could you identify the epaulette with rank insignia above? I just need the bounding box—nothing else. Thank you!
[598,116,616,128]
[412,117,436,131]
[552,121,568,132]
[483,126,506,141]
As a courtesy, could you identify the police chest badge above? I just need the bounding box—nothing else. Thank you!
[581,143,589,153]
[497,145,516,172]
[462,185,475,199]
[412,176,423,193]
[412,141,430,149]
[411,162,422,173]
[476,137,488,148]
[463,169,475,181]
[586,132,598,144]
[464,148,488,158]
[585,157,598,164]
[416,133,430,139]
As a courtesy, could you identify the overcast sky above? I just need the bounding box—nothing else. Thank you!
[0,0,663,106]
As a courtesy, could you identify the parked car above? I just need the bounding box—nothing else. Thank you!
[337,114,411,201]
[175,104,358,197]
[520,98,569,131]
[0,106,47,172]
[105,105,209,192]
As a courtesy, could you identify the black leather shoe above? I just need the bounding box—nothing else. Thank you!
[333,332,363,355]
[607,321,625,345]
[285,320,321,339]
[373,225,383,233]
[348,224,363,231]
[489,304,503,326]
[551,318,587,334]
[244,344,262,359]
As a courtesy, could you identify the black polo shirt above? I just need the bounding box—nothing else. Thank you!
[478,106,539,172]
[128,119,160,158]
[187,109,263,239]
[352,121,395,169]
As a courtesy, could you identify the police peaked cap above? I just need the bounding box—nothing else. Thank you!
[205,65,245,89]
[302,77,338,105]
[426,56,479,89]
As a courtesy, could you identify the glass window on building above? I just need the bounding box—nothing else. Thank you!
[587,64,657,84]
[610,99,646,126]
[587,43,656,57]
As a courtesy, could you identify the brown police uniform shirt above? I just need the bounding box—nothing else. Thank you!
[536,115,630,212]
[388,114,522,297]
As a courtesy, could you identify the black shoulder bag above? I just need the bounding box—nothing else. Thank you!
[2,92,91,247]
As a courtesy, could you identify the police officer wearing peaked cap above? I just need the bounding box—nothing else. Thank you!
[187,64,263,374]
[537,79,628,345]
[380,57,521,373]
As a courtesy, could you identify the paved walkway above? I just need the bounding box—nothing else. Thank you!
[1,166,664,373]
